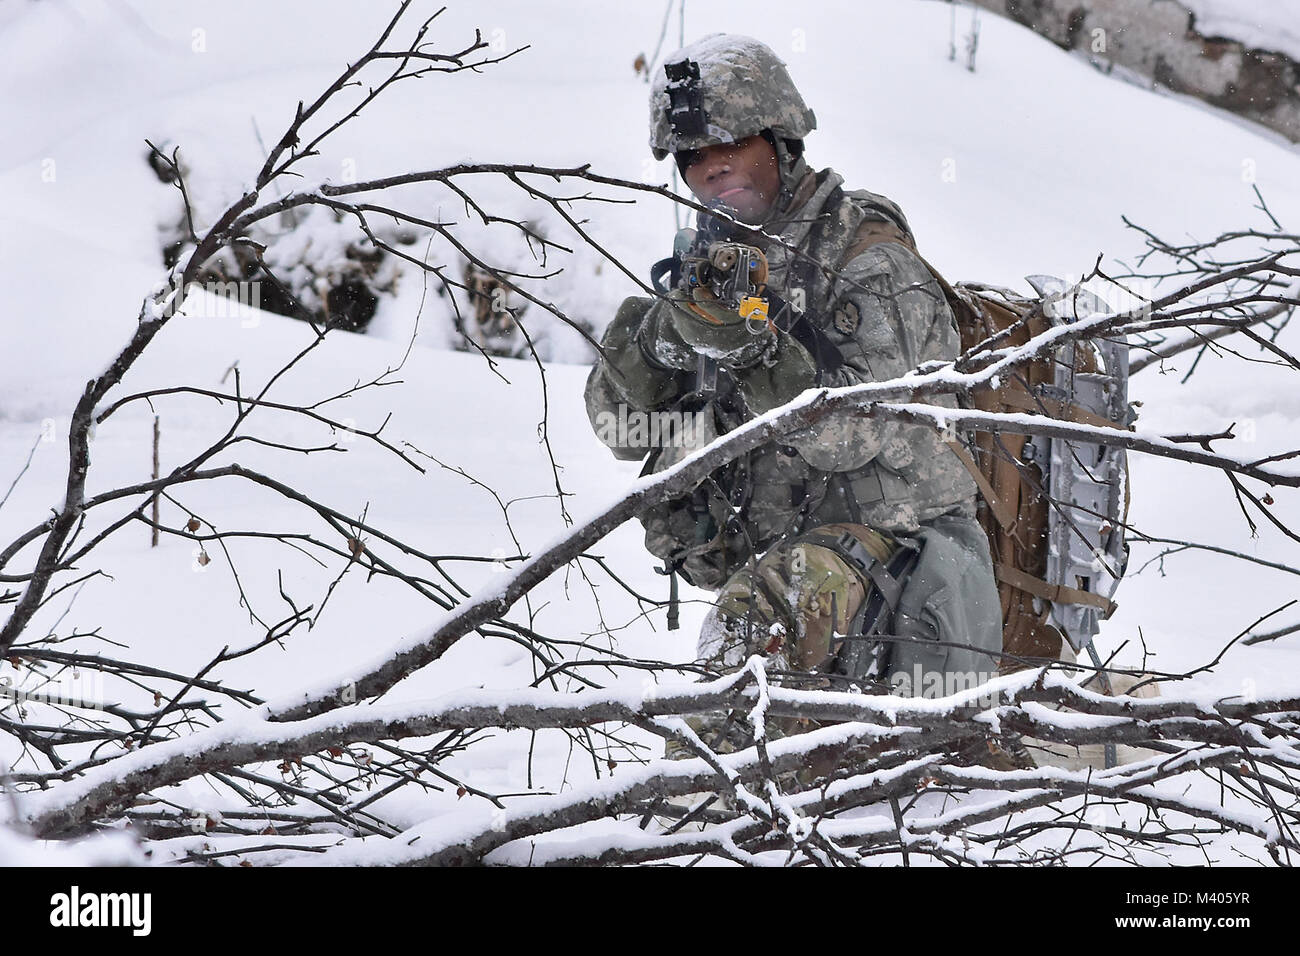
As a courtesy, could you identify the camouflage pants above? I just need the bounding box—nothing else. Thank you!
[666,515,1003,763]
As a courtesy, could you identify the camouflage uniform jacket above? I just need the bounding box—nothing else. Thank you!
[585,166,978,590]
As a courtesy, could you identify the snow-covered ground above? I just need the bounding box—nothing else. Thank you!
[2,0,1298,865]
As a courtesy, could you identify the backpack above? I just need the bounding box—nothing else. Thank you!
[838,211,1135,672]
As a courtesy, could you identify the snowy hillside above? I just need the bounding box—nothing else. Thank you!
[1,0,1299,867]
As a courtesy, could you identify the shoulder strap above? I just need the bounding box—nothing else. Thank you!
[839,214,917,265]
[996,562,1118,616]
[782,185,851,378]
[832,208,1004,349]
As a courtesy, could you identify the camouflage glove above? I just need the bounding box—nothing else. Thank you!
[663,287,775,370]
[732,329,818,416]
[637,297,699,373]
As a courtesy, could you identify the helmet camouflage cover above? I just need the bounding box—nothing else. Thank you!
[649,33,817,160]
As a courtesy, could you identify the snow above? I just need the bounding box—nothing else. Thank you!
[2,0,1299,866]
[1182,0,1300,62]
[0,821,147,866]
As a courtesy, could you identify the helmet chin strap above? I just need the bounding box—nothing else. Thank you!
[758,131,809,225]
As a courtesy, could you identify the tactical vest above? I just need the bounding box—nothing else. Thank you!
[636,176,980,591]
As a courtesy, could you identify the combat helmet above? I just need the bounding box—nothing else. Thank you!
[648,34,817,167]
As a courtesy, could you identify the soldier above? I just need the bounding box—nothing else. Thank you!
[585,34,1006,762]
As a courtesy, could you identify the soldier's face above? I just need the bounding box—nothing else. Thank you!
[679,134,781,224]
